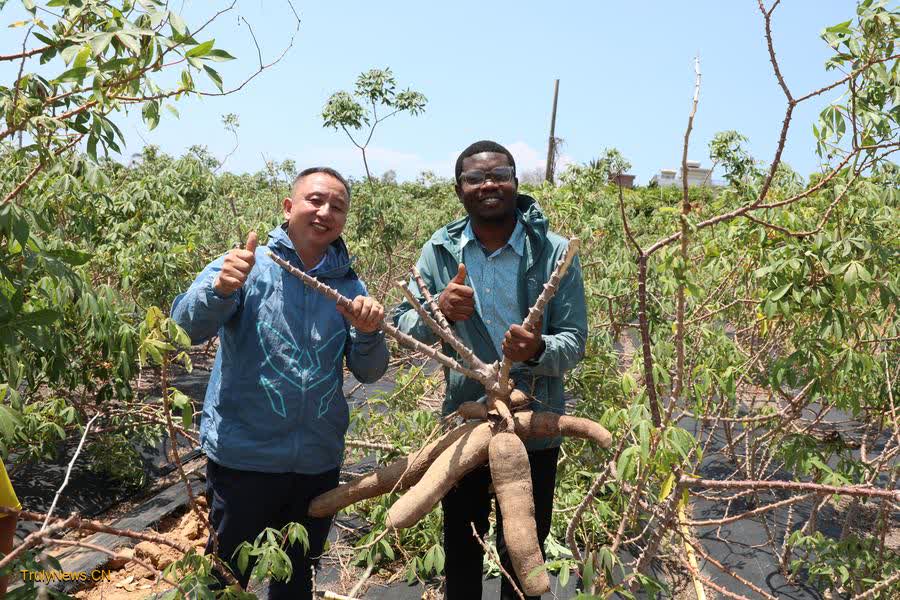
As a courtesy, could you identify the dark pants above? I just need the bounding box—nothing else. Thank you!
[442,446,560,600]
[204,459,339,600]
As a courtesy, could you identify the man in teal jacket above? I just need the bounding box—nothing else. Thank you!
[393,141,587,599]
[172,167,389,599]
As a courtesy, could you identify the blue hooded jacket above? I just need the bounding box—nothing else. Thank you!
[171,225,389,474]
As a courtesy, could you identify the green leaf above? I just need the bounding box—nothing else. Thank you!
[433,544,444,573]
[621,372,635,396]
[185,39,214,58]
[0,404,22,440]
[73,45,91,68]
[168,11,188,36]
[206,48,236,62]
[142,100,160,130]
[180,68,194,91]
[46,247,92,266]
[11,214,29,247]
[89,32,114,56]
[380,539,395,561]
[824,20,852,35]
[770,282,792,301]
[60,44,80,65]
[424,545,434,573]
[203,65,223,91]
[116,33,141,55]
[142,342,163,366]
[617,446,638,481]
[844,262,860,286]
[181,401,193,429]
[235,544,250,575]
[582,552,595,591]
[86,132,98,161]
[638,421,650,462]
[55,66,89,84]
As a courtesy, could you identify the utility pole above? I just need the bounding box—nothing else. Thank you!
[544,79,560,183]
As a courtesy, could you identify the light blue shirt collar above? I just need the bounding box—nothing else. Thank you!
[460,218,525,257]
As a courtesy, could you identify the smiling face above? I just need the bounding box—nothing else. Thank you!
[283,172,349,259]
[455,152,518,225]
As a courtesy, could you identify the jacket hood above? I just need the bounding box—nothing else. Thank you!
[267,223,355,280]
[431,194,550,264]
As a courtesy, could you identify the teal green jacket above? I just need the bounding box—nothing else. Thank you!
[392,194,587,450]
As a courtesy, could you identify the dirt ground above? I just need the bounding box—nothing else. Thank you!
[73,500,208,600]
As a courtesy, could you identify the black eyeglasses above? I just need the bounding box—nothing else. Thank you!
[458,166,515,186]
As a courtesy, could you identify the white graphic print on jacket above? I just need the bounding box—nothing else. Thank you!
[257,320,346,419]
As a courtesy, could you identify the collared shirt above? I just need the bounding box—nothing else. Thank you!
[459,219,526,358]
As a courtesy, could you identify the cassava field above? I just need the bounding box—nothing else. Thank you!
[0,1,897,599]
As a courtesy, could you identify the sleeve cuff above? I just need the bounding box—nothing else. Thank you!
[205,280,238,302]
[524,336,549,367]
[352,328,386,350]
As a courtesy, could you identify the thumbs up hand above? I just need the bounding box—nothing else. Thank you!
[438,263,475,322]
[213,231,258,296]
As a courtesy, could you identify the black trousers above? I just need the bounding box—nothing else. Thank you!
[204,459,339,600]
[441,446,560,600]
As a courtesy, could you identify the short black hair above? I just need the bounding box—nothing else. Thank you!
[292,167,351,200]
[454,140,516,182]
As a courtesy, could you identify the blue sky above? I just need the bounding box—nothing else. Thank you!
[3,1,859,184]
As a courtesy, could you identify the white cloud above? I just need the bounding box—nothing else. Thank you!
[284,141,577,183]
[505,140,575,176]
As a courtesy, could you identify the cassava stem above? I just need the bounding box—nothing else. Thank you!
[497,239,581,396]
[395,280,494,383]
[411,266,452,330]
[268,251,485,381]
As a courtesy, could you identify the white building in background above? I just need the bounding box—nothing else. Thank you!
[650,160,716,187]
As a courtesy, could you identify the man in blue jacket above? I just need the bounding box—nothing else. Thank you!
[172,167,389,599]
[394,141,587,600]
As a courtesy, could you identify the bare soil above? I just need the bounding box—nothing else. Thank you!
[73,500,207,600]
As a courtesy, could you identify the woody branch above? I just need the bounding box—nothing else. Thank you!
[267,251,486,382]
[497,239,581,396]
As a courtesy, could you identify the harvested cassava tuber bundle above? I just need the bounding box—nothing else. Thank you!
[514,411,613,449]
[275,237,612,592]
[490,432,551,596]
[386,423,493,530]
[509,389,530,409]
[457,401,488,421]
[309,422,480,518]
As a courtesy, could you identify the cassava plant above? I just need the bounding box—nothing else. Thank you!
[266,240,614,596]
